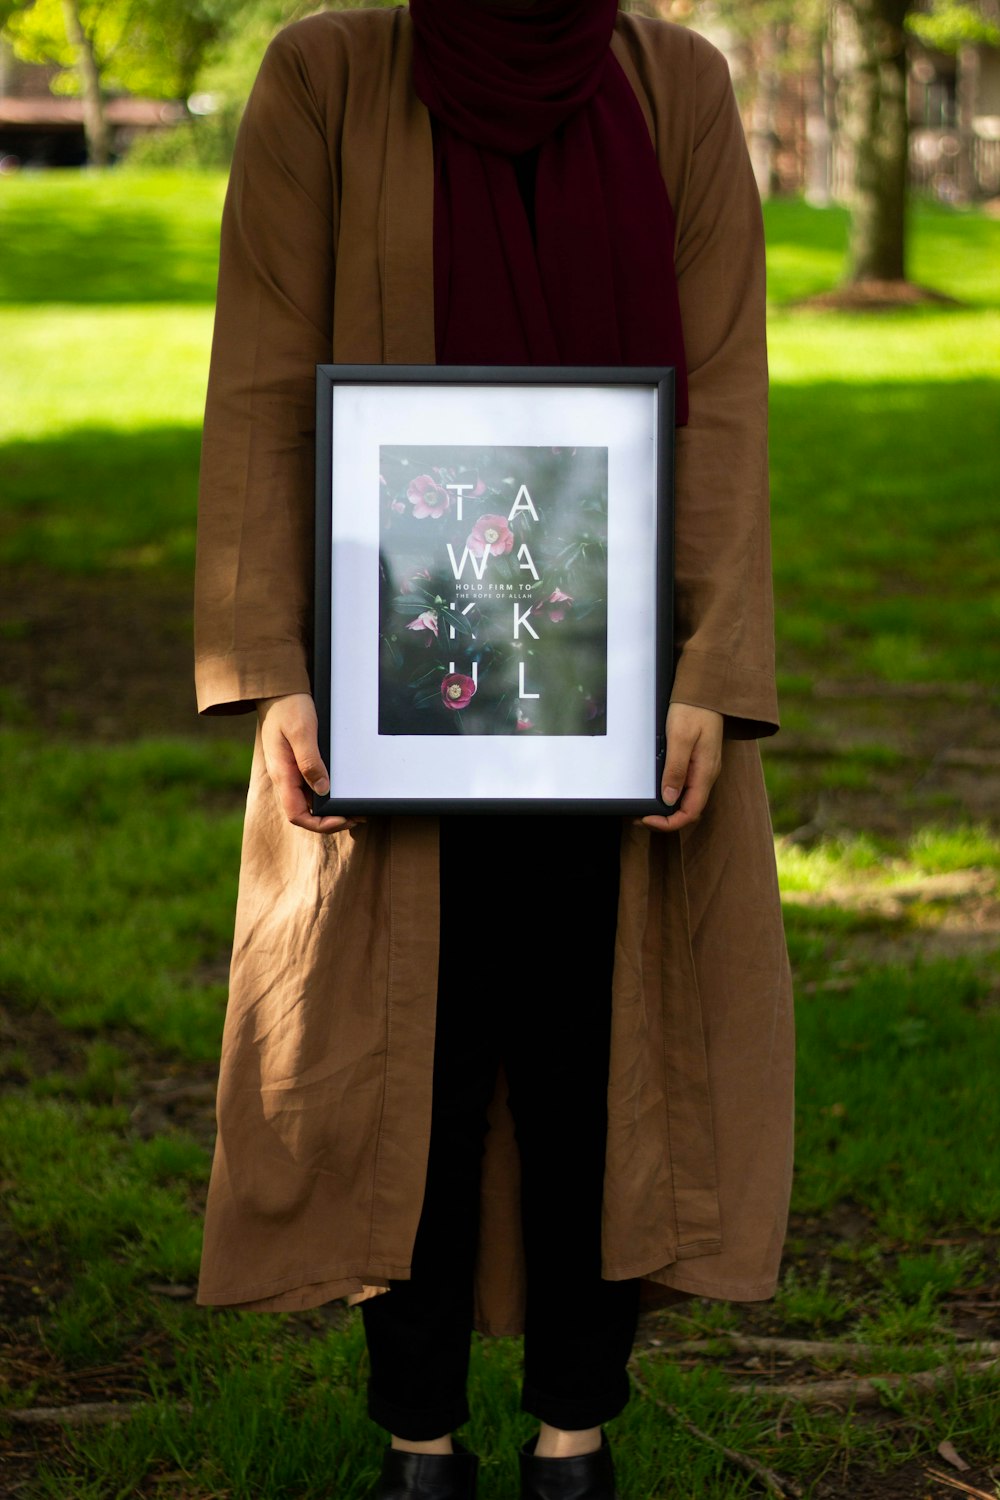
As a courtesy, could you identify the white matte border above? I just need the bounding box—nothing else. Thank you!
[328,383,660,803]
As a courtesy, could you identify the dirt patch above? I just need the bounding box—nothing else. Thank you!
[0,569,254,746]
[0,993,351,1498]
[815,1455,1000,1500]
[2,569,999,1498]
[4,567,1000,844]
[788,279,963,311]
[0,995,221,1152]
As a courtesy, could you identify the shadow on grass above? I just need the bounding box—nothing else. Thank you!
[1,425,202,572]
[1,376,997,724]
[0,174,223,305]
[768,375,1000,682]
[4,374,997,667]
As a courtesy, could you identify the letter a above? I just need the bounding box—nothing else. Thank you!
[516,544,540,581]
[508,484,539,523]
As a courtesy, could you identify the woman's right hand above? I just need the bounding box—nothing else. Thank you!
[257,693,364,834]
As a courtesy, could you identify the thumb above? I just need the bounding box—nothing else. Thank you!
[287,725,331,795]
[662,746,693,807]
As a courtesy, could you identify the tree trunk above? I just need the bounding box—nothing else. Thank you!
[804,33,833,204]
[840,0,910,281]
[747,22,784,200]
[955,42,979,202]
[61,0,110,167]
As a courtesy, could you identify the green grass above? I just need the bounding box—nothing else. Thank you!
[762,197,1000,688]
[775,824,1000,890]
[1,174,999,1496]
[793,955,1000,1232]
[2,737,999,1494]
[0,169,225,305]
[0,733,244,1058]
[2,179,997,691]
[764,195,1000,308]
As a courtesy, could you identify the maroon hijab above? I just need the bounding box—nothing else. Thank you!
[409,0,689,425]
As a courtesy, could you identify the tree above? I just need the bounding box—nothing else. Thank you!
[642,0,999,295]
[837,0,910,281]
[629,0,829,198]
[2,0,258,165]
[60,0,110,165]
[195,0,398,105]
[839,0,999,285]
[0,0,28,26]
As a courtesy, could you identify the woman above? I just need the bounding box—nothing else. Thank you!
[193,1,795,1497]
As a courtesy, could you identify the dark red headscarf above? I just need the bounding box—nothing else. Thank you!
[409,0,689,425]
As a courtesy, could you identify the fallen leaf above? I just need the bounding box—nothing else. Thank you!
[936,1440,970,1471]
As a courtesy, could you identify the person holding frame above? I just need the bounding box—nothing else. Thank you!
[192,1,795,1498]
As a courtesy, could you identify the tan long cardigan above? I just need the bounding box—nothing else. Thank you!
[193,3,795,1333]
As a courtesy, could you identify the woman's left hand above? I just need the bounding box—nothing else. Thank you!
[636,702,724,834]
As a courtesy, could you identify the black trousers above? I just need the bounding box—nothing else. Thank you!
[360,814,641,1440]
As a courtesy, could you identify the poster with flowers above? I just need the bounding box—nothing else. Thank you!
[378,445,608,736]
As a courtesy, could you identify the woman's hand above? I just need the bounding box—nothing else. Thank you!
[636,702,724,834]
[257,693,365,834]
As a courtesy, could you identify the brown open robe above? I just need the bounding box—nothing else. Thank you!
[193,4,795,1333]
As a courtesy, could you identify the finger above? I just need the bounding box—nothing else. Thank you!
[267,749,315,823]
[272,771,363,831]
[671,759,714,824]
[286,728,331,796]
[637,752,718,834]
[635,807,700,834]
[264,738,362,830]
[661,735,695,809]
[288,812,362,834]
[641,765,714,832]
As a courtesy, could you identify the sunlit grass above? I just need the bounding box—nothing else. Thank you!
[0,306,212,439]
[767,309,1000,383]
[2,177,998,693]
[2,173,999,1499]
[763,195,1000,309]
[775,823,1000,894]
[0,168,225,306]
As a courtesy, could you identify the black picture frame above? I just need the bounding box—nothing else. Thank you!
[312,364,675,815]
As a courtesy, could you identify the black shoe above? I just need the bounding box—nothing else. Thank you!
[518,1431,619,1500]
[373,1437,479,1500]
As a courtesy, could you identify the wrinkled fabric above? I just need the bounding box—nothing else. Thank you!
[409,0,689,419]
[193,6,795,1332]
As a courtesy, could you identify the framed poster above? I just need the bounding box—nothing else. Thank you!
[312,365,675,815]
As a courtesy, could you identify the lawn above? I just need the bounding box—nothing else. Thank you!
[0,173,998,1499]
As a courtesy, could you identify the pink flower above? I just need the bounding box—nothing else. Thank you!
[391,500,405,514]
[515,710,535,731]
[399,567,432,595]
[407,474,450,519]
[442,469,487,499]
[467,513,514,558]
[406,609,438,638]
[441,673,476,710]
[532,587,574,623]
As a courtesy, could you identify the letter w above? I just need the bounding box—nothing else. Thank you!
[446,544,490,581]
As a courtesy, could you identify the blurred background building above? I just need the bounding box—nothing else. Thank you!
[1,0,998,206]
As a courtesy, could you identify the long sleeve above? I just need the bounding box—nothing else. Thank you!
[659,35,779,739]
[193,25,340,715]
